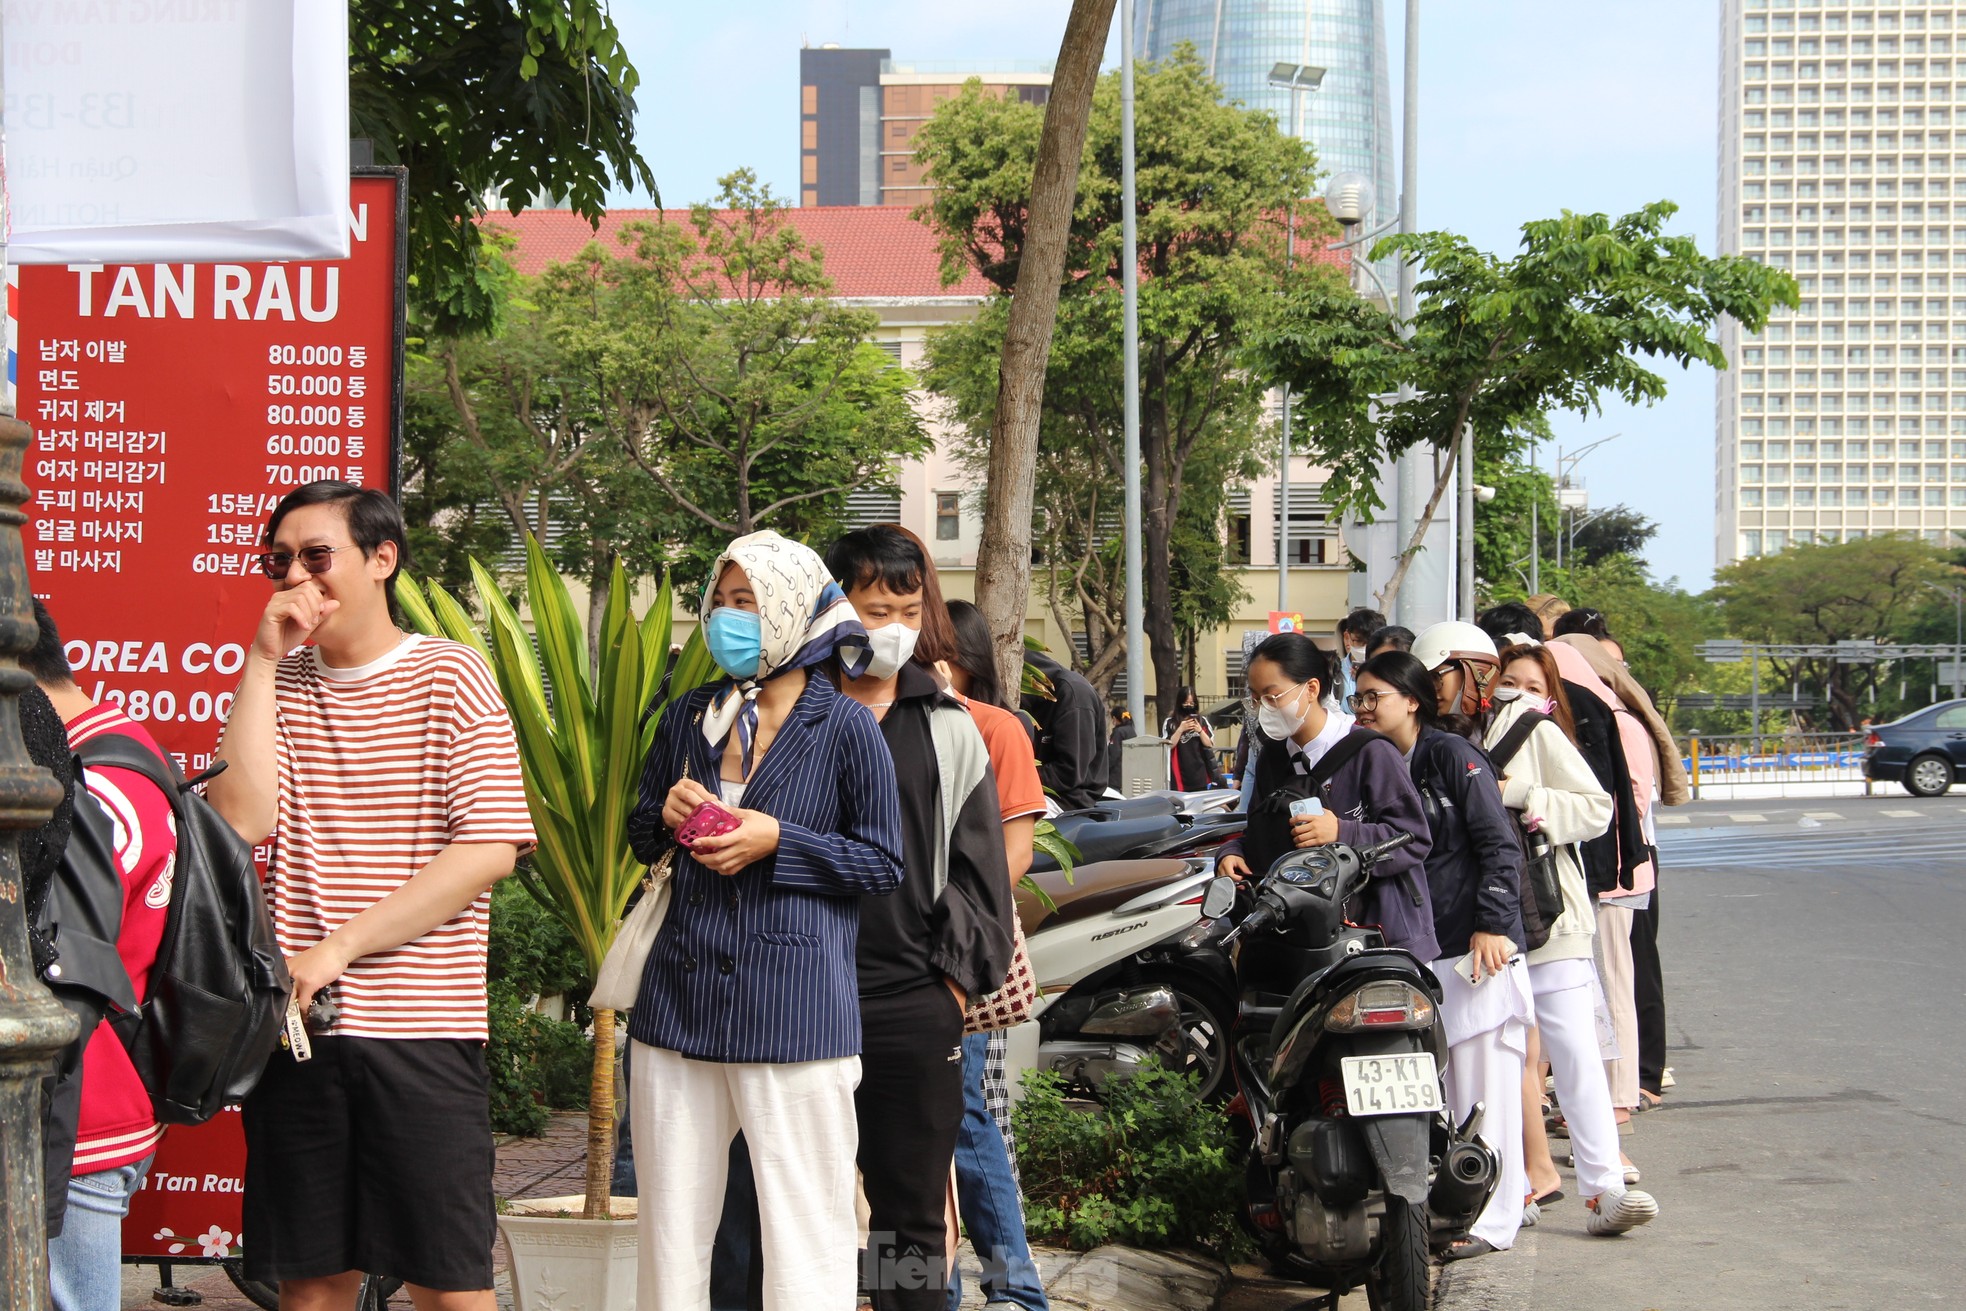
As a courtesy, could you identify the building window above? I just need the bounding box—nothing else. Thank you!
[1742,530,1763,557]
[935,492,961,541]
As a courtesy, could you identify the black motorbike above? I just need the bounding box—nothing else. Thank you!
[1208,836,1500,1311]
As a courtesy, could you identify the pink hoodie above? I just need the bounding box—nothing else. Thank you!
[1546,642,1657,897]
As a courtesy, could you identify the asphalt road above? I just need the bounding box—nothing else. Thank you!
[1433,791,1966,1310]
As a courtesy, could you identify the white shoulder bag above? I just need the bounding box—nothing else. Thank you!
[590,747,692,1013]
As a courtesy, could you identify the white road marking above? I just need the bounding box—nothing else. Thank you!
[1657,814,1690,826]
[1726,813,1769,823]
[1802,811,1845,821]
[1881,809,1925,818]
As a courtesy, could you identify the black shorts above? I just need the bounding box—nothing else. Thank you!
[242,1036,496,1290]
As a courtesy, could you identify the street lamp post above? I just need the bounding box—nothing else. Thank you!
[1121,0,1146,728]
[0,47,73,1295]
[1265,61,1326,614]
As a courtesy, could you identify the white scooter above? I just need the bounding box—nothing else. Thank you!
[1001,854,1240,1104]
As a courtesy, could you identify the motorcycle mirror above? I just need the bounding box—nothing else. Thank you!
[1201,875,1237,920]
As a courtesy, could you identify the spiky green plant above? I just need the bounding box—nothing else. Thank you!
[398,534,716,1219]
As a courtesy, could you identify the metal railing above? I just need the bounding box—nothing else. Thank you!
[1682,731,1872,799]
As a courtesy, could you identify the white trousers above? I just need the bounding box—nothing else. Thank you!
[1432,955,1532,1252]
[1528,962,1626,1201]
[630,1041,861,1311]
[1594,903,1639,1109]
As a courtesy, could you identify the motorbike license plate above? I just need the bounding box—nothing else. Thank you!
[1339,1053,1442,1118]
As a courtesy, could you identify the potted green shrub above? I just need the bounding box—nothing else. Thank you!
[399,536,713,1311]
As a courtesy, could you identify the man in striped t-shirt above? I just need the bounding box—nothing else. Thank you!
[207,482,534,1311]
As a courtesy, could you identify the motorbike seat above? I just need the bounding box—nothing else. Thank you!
[1017,856,1197,933]
[1036,813,1184,869]
[1076,794,1181,820]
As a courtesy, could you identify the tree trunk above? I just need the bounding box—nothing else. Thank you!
[1375,430,1463,619]
[975,0,1117,700]
[583,1007,617,1219]
[587,553,610,676]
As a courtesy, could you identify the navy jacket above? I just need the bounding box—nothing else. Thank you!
[1237,727,1439,962]
[1407,728,1526,959]
[624,676,904,1064]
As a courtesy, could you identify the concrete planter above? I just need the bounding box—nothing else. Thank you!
[497,1196,638,1311]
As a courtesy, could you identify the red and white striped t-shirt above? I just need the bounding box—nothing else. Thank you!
[270,635,536,1041]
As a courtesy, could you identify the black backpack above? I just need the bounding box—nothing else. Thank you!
[83,734,293,1125]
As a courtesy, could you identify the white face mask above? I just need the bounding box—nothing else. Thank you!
[1256,685,1311,739]
[1491,685,1525,703]
[862,622,921,681]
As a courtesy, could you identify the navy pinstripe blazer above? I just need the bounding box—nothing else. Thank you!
[624,675,904,1063]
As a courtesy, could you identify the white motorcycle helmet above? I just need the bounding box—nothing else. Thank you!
[1410,621,1500,719]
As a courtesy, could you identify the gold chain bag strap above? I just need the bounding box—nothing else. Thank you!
[590,728,695,1013]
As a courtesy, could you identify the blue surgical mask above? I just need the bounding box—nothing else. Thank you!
[705,607,763,680]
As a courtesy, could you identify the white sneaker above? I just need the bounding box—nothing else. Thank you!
[1586,1189,1659,1236]
[1521,1200,1541,1228]
[1661,1067,1677,1090]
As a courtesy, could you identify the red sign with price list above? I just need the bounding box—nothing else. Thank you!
[17,170,405,776]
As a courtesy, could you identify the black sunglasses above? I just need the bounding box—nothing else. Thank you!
[256,545,353,579]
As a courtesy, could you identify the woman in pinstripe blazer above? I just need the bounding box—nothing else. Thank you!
[623,530,905,1311]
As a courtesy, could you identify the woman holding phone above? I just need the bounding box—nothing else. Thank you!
[1349,649,1530,1261]
[624,530,905,1311]
[1213,633,1436,961]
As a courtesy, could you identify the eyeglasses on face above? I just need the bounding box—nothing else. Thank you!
[1246,681,1308,710]
[256,545,353,579]
[1344,690,1388,713]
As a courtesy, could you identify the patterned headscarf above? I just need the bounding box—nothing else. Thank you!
[700,530,871,774]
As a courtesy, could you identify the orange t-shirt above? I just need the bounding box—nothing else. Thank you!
[960,696,1047,823]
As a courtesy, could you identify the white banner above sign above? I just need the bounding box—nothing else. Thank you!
[3,0,350,263]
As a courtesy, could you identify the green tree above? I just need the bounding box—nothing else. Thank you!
[547,172,931,592]
[351,0,657,335]
[1710,534,1953,728]
[917,47,1328,715]
[1256,202,1798,614]
[1566,505,1660,570]
[1471,448,1558,596]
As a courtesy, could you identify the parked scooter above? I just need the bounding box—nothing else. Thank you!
[1009,855,1240,1101]
[1212,838,1499,1311]
[1035,793,1246,872]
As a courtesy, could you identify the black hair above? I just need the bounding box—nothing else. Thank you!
[24,599,74,687]
[823,525,957,666]
[1552,607,1612,641]
[1476,601,1543,647]
[265,481,408,604]
[1341,607,1387,644]
[1177,684,1198,710]
[1247,632,1331,703]
[1365,624,1414,656]
[1354,651,1440,731]
[944,599,1005,709]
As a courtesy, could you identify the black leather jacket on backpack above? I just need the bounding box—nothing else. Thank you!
[1407,727,1525,960]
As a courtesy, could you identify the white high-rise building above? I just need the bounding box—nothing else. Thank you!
[1718,0,1966,566]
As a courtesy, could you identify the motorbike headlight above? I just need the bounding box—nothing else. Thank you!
[1324,980,1435,1033]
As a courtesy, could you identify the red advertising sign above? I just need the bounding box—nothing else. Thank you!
[121,1109,249,1261]
[17,170,405,773]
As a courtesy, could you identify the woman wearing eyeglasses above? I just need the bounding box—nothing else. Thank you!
[1349,651,1531,1261]
[1214,633,1436,961]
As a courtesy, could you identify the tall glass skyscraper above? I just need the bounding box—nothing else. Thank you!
[1137,0,1397,244]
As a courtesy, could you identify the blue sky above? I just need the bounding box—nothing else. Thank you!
[606,0,1722,588]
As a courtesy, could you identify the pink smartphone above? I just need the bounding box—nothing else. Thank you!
[676,799,742,849]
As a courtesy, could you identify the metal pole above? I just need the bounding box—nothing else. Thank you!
[1278,97,1297,614]
[1457,420,1474,619]
[0,13,76,1294]
[1391,0,1422,626]
[1121,0,1147,729]
[1529,445,1540,595]
[1751,647,1762,756]
[1954,588,1963,700]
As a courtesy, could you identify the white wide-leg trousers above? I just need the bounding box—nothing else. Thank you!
[1529,960,1626,1202]
[1594,903,1640,1109]
[629,1041,861,1311]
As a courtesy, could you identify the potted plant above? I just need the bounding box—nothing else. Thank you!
[399,536,713,1311]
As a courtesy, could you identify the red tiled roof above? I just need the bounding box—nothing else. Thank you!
[485,203,1351,299]
[484,206,992,299]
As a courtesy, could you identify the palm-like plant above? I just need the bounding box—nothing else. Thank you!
[398,535,715,1219]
